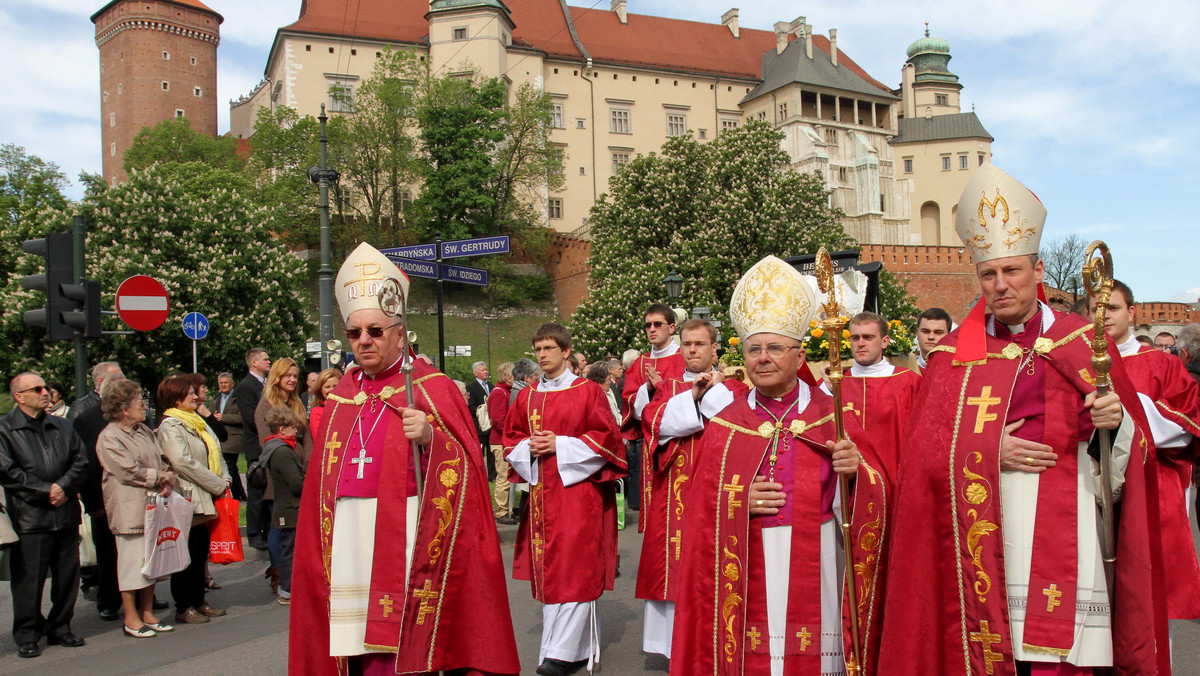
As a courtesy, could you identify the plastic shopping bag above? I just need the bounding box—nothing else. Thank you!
[208,490,244,565]
[142,491,192,578]
[79,512,97,568]
[615,479,626,531]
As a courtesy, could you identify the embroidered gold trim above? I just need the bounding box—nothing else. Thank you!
[362,642,399,654]
[426,457,461,565]
[1021,643,1071,657]
[721,535,743,664]
[963,452,997,603]
[948,367,975,674]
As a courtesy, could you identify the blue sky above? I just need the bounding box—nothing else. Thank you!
[6,0,1199,303]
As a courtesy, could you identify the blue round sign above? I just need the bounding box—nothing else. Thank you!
[182,312,209,340]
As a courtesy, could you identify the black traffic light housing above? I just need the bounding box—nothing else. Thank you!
[63,280,102,339]
[21,232,75,340]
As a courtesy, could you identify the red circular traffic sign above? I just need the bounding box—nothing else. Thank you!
[115,275,170,331]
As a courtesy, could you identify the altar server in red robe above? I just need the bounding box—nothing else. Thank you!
[821,312,921,480]
[670,255,888,676]
[877,164,1170,675]
[504,322,626,676]
[289,243,519,676]
[637,318,749,658]
[1093,280,1200,624]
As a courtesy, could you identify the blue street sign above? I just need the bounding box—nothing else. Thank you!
[379,243,437,261]
[387,256,439,280]
[182,312,209,340]
[440,235,510,259]
[442,264,489,286]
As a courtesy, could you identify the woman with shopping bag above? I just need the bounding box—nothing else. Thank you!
[156,376,230,626]
[95,379,177,638]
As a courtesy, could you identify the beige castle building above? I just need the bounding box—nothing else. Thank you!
[229,0,992,246]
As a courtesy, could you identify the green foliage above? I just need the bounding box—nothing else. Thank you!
[245,106,322,249]
[123,117,244,174]
[571,122,855,357]
[0,162,311,393]
[0,144,70,279]
[877,267,921,328]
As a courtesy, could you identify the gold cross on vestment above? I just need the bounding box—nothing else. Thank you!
[1044,583,1063,613]
[414,580,438,625]
[967,386,1002,434]
[969,620,1003,675]
[722,475,744,520]
[325,432,343,475]
[378,594,394,618]
[529,408,542,432]
[670,530,682,560]
[796,627,812,652]
[842,401,860,417]
[532,532,544,561]
[746,625,762,651]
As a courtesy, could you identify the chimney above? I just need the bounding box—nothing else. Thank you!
[829,28,838,66]
[801,23,812,58]
[722,8,739,38]
[612,0,627,24]
[774,21,790,54]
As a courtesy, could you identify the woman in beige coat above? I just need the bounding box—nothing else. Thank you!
[156,375,230,625]
[95,379,177,638]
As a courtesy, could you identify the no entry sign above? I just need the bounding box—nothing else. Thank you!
[115,275,170,331]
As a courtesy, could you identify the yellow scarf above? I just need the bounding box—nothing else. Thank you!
[163,408,222,475]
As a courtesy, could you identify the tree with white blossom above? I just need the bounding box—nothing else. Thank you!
[0,161,311,393]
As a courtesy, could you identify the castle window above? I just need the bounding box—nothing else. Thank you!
[610,109,631,134]
[698,129,707,139]
[329,79,355,113]
[824,128,837,144]
[979,153,986,166]
[453,27,468,40]
[941,155,951,171]
[162,51,170,60]
[576,119,585,129]
[351,49,357,56]
[110,143,117,157]
[194,87,202,97]
[191,56,197,65]
[578,166,586,176]
[118,83,123,94]
[551,104,564,129]
[109,113,115,127]
[936,94,948,106]
[903,158,913,173]
[839,167,849,183]
[721,119,739,132]
[548,198,563,220]
[778,102,788,120]
[959,154,968,170]
[328,47,334,54]
[666,113,686,137]
[161,81,169,91]
[175,109,185,118]
[757,111,767,121]
[102,91,109,102]
[306,45,312,52]
[612,152,630,173]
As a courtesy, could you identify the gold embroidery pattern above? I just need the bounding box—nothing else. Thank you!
[424,440,469,670]
[711,431,736,671]
[966,387,1001,434]
[963,451,998,604]
[318,400,343,581]
[970,620,1004,674]
[948,369,975,674]
[1079,368,1097,386]
[721,535,743,664]
[427,457,461,565]
[672,453,689,521]
[853,462,888,657]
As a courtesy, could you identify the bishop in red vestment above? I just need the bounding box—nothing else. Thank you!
[504,323,626,676]
[670,256,888,676]
[637,319,750,658]
[1095,281,1200,621]
[876,164,1170,675]
[290,243,519,676]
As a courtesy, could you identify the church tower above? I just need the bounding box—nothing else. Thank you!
[426,0,515,79]
[92,0,223,185]
[899,22,961,120]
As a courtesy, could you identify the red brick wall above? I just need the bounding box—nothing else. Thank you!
[859,244,979,322]
[546,233,591,319]
[95,0,220,184]
[1137,301,1200,326]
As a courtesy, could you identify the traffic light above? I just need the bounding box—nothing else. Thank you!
[62,279,102,339]
[21,232,75,340]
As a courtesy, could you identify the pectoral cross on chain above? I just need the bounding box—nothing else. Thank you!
[350,447,373,480]
[325,432,342,476]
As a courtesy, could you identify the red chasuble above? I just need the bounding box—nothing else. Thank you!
[669,384,889,676]
[289,359,520,676]
[636,377,749,603]
[839,368,921,481]
[876,310,1170,676]
[1123,343,1200,619]
[621,350,686,531]
[503,378,626,604]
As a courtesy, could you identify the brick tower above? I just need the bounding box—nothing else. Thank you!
[92,0,222,185]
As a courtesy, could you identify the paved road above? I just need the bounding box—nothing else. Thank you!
[1,516,1199,675]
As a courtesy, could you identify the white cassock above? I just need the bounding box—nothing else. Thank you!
[631,342,682,423]
[507,369,608,669]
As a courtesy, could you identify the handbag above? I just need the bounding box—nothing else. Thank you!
[476,402,492,433]
[142,491,193,578]
[79,512,98,567]
[0,486,18,546]
[208,490,244,565]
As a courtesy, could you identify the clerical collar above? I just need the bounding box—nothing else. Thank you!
[1117,334,1140,357]
[361,356,404,382]
[987,301,1054,337]
[916,351,928,369]
[539,369,577,391]
[681,366,719,382]
[748,380,808,411]
[850,359,893,378]
[649,342,680,358]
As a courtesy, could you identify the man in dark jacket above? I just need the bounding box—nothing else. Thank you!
[209,372,245,501]
[235,348,271,549]
[65,361,121,423]
[465,361,493,478]
[0,372,89,657]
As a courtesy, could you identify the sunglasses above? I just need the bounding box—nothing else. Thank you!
[18,385,47,394]
[345,322,402,340]
[644,321,671,330]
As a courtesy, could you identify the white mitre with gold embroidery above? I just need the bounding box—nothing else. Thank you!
[954,162,1047,264]
[334,242,410,322]
[729,255,818,342]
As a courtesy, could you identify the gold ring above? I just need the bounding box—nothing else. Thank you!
[1025,456,1035,466]
[756,499,763,507]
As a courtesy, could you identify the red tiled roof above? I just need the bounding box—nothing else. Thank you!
[92,0,223,24]
[279,0,889,92]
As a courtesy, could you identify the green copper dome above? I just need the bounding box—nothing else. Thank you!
[429,0,510,12]
[906,24,959,86]
[906,35,950,59]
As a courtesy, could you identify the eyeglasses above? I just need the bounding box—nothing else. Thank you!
[345,322,402,340]
[17,385,47,395]
[644,321,671,330]
[743,344,801,359]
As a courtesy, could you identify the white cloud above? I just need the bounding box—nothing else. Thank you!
[1170,288,1200,303]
